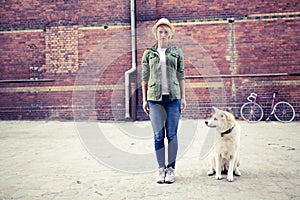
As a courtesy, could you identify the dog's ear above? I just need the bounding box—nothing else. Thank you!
[212,107,218,113]
[224,111,236,125]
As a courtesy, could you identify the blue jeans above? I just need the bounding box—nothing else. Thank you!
[148,96,181,169]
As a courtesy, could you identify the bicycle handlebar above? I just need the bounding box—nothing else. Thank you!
[247,91,279,102]
[247,92,258,102]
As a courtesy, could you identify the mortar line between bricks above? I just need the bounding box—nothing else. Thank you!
[0,85,124,93]
[0,82,224,93]
[173,16,300,27]
[1,80,300,93]
[79,25,130,31]
[249,11,300,17]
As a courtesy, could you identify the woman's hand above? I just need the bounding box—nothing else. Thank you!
[180,98,186,111]
[143,101,149,115]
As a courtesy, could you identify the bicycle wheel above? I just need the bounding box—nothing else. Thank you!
[240,102,264,122]
[274,101,295,122]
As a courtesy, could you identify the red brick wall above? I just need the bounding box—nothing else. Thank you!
[137,0,299,20]
[0,0,299,121]
[0,0,130,29]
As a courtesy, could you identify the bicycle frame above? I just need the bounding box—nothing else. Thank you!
[241,90,295,122]
[269,92,276,115]
[247,91,277,120]
[266,92,277,120]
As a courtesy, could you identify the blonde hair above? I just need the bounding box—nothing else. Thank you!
[153,24,174,40]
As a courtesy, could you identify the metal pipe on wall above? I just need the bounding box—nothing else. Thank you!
[125,0,137,119]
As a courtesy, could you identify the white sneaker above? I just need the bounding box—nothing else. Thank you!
[157,167,165,184]
[165,167,175,184]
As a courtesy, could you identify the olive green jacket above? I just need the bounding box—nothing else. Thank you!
[142,43,185,101]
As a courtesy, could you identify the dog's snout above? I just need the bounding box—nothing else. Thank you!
[205,121,208,125]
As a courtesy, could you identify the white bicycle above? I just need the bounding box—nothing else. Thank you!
[240,90,295,123]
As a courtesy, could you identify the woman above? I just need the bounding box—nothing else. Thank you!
[141,18,186,184]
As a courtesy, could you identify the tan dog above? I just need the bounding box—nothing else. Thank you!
[205,107,241,182]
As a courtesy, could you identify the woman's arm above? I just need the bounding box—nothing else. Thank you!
[142,81,149,115]
[179,79,186,111]
[177,48,186,111]
[141,50,150,115]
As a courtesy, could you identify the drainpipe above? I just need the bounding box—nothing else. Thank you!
[125,0,137,119]
[227,18,237,102]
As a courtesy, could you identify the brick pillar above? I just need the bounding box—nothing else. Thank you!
[45,25,79,74]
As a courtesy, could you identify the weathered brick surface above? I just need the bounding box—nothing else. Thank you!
[0,1,299,121]
[0,31,45,80]
[0,0,130,29]
[45,26,79,74]
[236,20,300,74]
[137,0,299,21]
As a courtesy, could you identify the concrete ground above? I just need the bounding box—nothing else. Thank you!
[0,119,299,200]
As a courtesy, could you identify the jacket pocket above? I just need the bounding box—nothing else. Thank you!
[148,82,156,87]
[171,80,180,98]
[168,53,178,70]
[171,53,179,58]
[147,82,157,100]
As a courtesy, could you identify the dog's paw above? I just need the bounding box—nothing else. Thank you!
[215,174,222,180]
[234,169,241,176]
[227,175,234,182]
[207,170,215,176]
